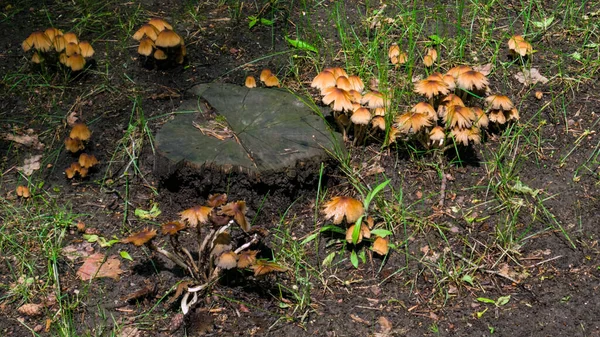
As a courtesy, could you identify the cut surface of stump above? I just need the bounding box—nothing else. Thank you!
[155,83,342,195]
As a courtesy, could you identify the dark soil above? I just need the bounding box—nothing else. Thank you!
[1,1,599,337]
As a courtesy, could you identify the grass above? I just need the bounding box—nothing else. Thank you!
[1,0,599,334]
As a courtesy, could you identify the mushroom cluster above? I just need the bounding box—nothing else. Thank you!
[311,67,387,144]
[508,35,533,58]
[390,63,518,148]
[321,195,389,256]
[244,68,281,88]
[121,194,286,314]
[133,18,185,65]
[22,28,94,71]
[64,123,99,179]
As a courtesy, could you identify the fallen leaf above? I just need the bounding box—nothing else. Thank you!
[514,68,549,85]
[350,313,370,325]
[76,253,123,281]
[66,110,79,126]
[17,155,42,176]
[118,326,141,337]
[473,63,493,76]
[2,130,45,150]
[377,316,392,333]
[18,303,43,316]
[61,242,94,261]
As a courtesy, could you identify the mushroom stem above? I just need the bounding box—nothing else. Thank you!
[148,242,191,274]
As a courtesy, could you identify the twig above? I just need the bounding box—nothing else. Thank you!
[525,255,563,268]
[452,252,519,284]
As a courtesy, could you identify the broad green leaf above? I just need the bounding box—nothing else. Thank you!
[350,250,359,268]
[364,179,390,208]
[352,216,363,244]
[477,297,496,304]
[98,237,119,248]
[532,17,554,29]
[322,251,336,267]
[370,229,392,238]
[134,203,161,220]
[461,274,474,286]
[120,251,133,261]
[496,295,511,306]
[260,18,274,26]
[83,234,99,243]
[428,34,444,44]
[301,232,319,245]
[359,249,366,263]
[285,36,318,53]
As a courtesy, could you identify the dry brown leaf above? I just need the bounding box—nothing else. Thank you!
[350,313,370,325]
[375,316,393,337]
[17,303,43,316]
[76,253,123,281]
[473,63,493,76]
[61,241,94,261]
[2,131,45,150]
[118,326,141,337]
[515,68,549,85]
[17,155,42,176]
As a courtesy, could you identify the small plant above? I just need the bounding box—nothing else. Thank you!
[133,18,186,66]
[121,194,287,314]
[22,28,95,71]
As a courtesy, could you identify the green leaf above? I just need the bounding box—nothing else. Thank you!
[83,234,99,243]
[476,307,488,318]
[321,224,346,235]
[364,179,390,209]
[120,251,133,261]
[260,18,274,26]
[461,274,474,286]
[301,232,319,245]
[322,251,336,267]
[285,36,318,53]
[352,217,363,244]
[97,237,119,248]
[428,34,444,44]
[248,16,258,29]
[370,229,392,238]
[134,203,161,220]
[350,250,359,268]
[532,16,554,29]
[496,295,510,306]
[359,249,366,263]
[477,297,496,304]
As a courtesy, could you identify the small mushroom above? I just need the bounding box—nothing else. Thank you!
[78,153,99,168]
[70,123,91,141]
[321,196,364,224]
[180,205,212,227]
[245,76,257,88]
[16,185,31,198]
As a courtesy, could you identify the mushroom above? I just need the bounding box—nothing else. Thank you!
[207,193,228,207]
[456,70,489,100]
[78,153,99,168]
[122,228,189,273]
[16,185,31,198]
[388,44,400,63]
[22,31,53,53]
[237,250,259,268]
[485,95,519,124]
[371,115,386,131]
[259,69,272,82]
[347,75,364,92]
[215,251,238,270]
[245,76,257,88]
[154,49,167,60]
[372,236,389,255]
[162,221,186,235]
[345,223,371,244]
[508,35,532,57]
[44,28,63,41]
[327,67,348,79]
[138,37,155,56]
[311,70,336,94]
[361,91,386,109]
[31,52,43,64]
[411,102,437,121]
[220,201,250,232]
[53,36,67,52]
[446,65,472,79]
[414,78,449,106]
[322,87,353,112]
[147,18,173,32]
[429,126,445,146]
[263,74,280,87]
[335,76,352,91]
[395,112,432,134]
[62,32,78,44]
[350,107,372,144]
[67,54,85,71]
[321,196,364,224]
[65,42,80,56]
[423,55,434,67]
[443,105,475,129]
[70,123,91,141]
[133,24,160,41]
[78,41,94,58]
[180,205,212,227]
[155,29,182,48]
